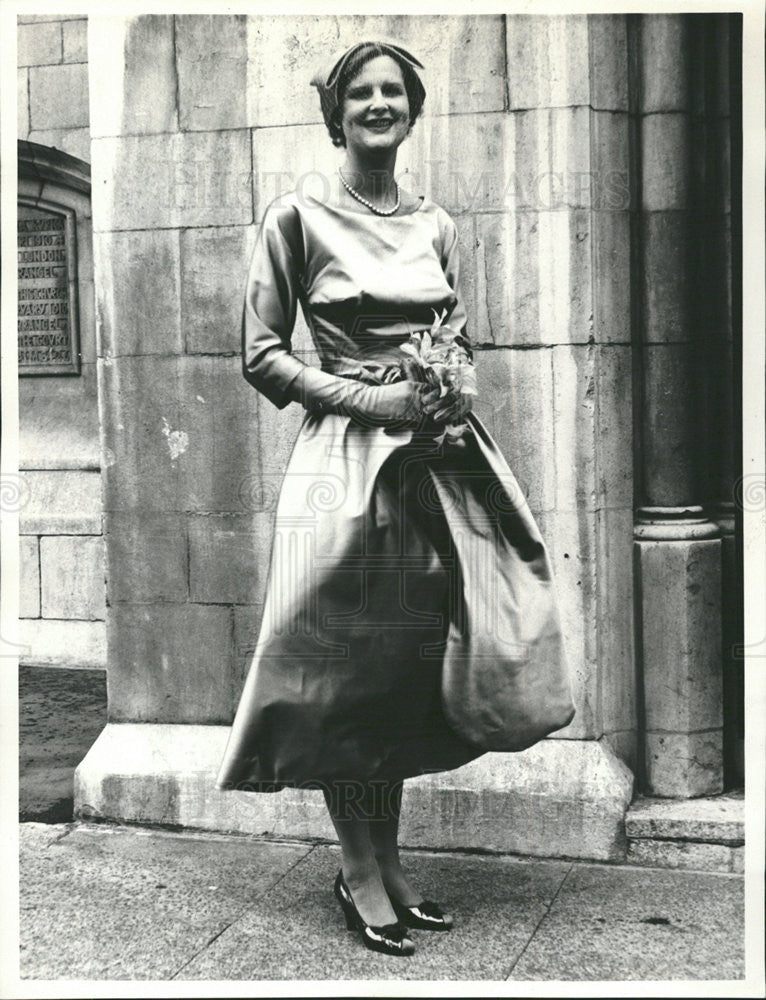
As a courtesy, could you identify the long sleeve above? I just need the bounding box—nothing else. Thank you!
[437,214,473,360]
[242,200,312,409]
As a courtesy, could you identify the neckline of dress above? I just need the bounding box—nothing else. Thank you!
[303,191,427,218]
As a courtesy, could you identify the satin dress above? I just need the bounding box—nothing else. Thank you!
[216,190,565,792]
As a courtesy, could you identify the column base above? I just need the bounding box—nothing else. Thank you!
[74,724,634,862]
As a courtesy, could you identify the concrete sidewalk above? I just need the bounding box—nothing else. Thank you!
[19,821,745,983]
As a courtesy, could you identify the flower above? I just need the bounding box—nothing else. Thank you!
[398,309,477,444]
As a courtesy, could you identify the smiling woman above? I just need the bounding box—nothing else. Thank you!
[216,38,573,959]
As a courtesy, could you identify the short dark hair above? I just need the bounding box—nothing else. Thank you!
[328,43,425,148]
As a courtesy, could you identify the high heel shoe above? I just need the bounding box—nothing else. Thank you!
[333,870,415,957]
[388,892,454,931]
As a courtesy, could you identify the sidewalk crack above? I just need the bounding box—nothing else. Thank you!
[168,844,316,980]
[504,862,573,980]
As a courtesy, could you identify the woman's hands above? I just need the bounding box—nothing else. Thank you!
[342,380,426,427]
[420,383,474,425]
[347,380,474,429]
[290,363,474,430]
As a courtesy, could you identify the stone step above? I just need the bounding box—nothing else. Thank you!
[74,723,635,863]
[625,793,744,874]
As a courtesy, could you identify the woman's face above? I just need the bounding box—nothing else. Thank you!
[339,54,411,156]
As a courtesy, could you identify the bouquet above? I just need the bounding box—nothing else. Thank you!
[387,309,477,444]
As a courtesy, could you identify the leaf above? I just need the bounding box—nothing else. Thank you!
[400,342,421,359]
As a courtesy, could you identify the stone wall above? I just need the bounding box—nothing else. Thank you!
[17,16,104,669]
[90,13,637,758]
[18,15,90,162]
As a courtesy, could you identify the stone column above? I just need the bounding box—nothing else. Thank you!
[633,14,724,797]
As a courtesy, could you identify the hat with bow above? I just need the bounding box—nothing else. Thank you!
[310,40,426,135]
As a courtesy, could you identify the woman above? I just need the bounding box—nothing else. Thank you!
[217,39,573,957]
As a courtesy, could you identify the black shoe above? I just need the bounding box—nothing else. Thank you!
[388,892,454,931]
[333,870,415,956]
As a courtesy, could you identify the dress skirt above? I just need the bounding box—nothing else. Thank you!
[216,409,554,792]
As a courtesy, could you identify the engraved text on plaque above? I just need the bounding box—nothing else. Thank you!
[18,204,80,376]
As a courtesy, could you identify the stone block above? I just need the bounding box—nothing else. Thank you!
[251,123,342,224]
[641,343,700,505]
[626,793,744,843]
[19,618,106,669]
[95,229,182,357]
[641,114,691,211]
[639,536,722,734]
[177,356,265,512]
[40,536,106,620]
[587,15,629,111]
[507,209,594,346]
[644,730,723,799]
[107,605,234,723]
[19,396,101,471]
[591,111,632,210]
[19,470,102,535]
[465,214,502,347]
[506,107,592,212]
[105,512,188,603]
[20,536,40,618]
[626,839,740,874]
[639,15,690,113]
[595,345,633,507]
[406,112,508,216]
[176,15,248,131]
[99,356,186,513]
[18,69,30,138]
[29,63,88,130]
[473,348,556,515]
[27,127,91,164]
[428,14,506,116]
[88,15,176,137]
[506,16,590,110]
[188,513,274,605]
[596,508,637,735]
[62,19,87,62]
[245,15,343,130]
[232,604,265,706]
[91,131,252,232]
[593,209,631,343]
[75,726,633,861]
[18,20,62,67]
[535,510,598,740]
[402,741,633,860]
[552,344,597,512]
[640,211,693,342]
[180,225,251,354]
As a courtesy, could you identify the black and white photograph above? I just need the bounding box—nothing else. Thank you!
[1,1,764,994]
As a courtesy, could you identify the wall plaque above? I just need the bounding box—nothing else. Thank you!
[18,203,81,376]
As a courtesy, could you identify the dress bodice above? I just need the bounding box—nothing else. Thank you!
[242,190,469,407]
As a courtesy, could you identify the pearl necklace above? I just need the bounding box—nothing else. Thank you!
[338,169,400,216]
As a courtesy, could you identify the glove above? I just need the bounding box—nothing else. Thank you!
[285,364,429,428]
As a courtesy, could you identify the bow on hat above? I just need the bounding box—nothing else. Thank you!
[310,40,426,133]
